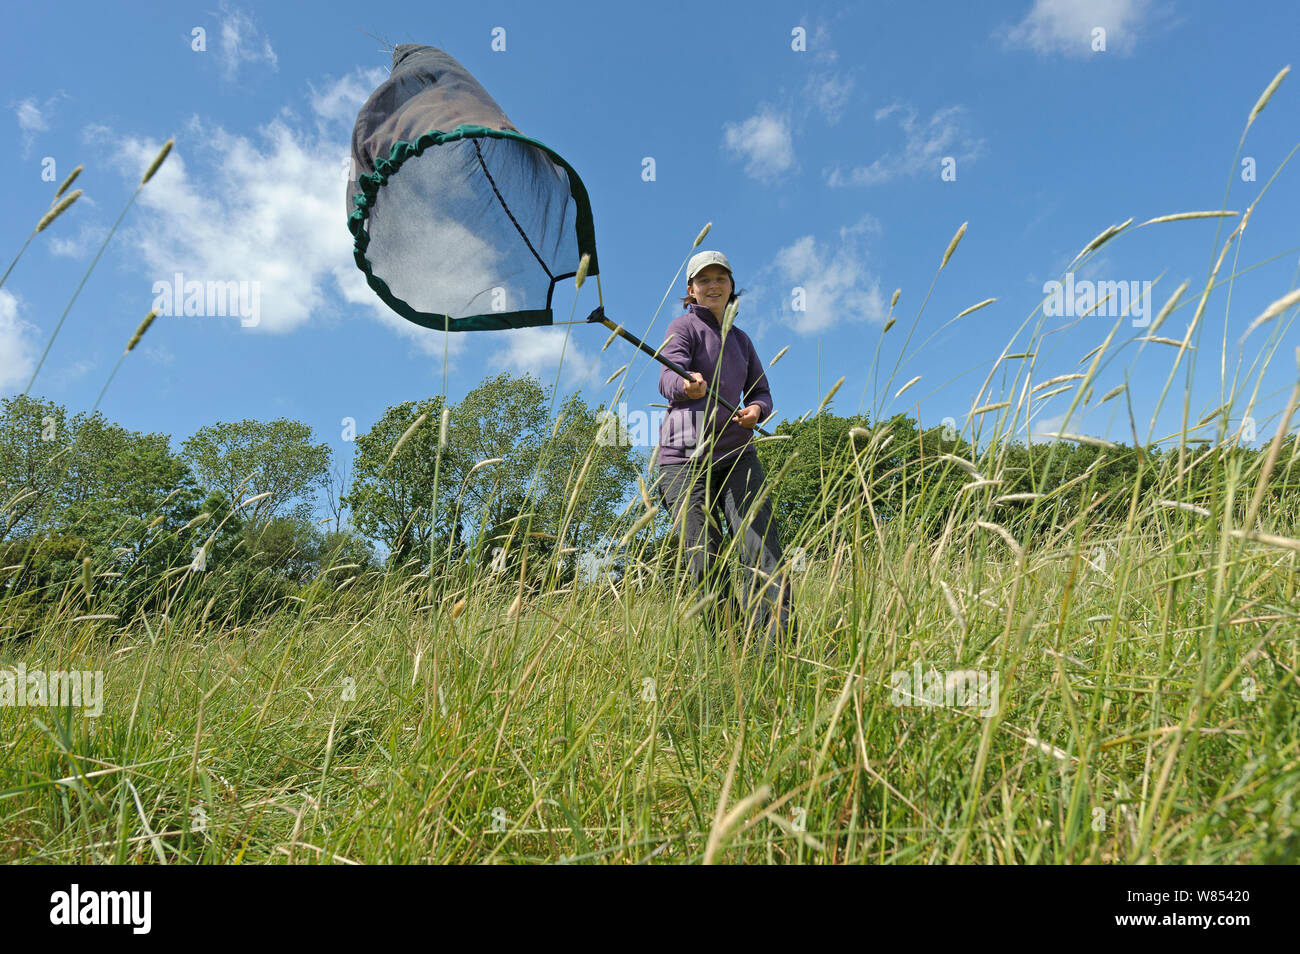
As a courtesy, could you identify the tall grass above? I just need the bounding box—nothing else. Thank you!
[2,79,1299,865]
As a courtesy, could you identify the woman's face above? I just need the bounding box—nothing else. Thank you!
[689,264,733,313]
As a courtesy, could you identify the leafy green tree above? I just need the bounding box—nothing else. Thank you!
[344,396,456,567]
[346,375,645,577]
[755,412,871,543]
[534,390,646,559]
[239,516,324,585]
[61,417,201,551]
[448,373,551,531]
[1,400,203,617]
[182,418,331,526]
[319,528,376,573]
[62,426,204,613]
[0,395,67,545]
[441,376,645,580]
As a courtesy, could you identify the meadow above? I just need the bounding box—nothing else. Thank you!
[2,69,1298,865]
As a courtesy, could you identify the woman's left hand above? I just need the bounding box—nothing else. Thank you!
[731,404,763,429]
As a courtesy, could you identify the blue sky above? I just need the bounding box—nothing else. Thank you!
[4,0,1299,502]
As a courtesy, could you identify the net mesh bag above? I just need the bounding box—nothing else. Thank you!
[348,44,599,331]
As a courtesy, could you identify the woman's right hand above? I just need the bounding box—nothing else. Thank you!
[683,372,707,400]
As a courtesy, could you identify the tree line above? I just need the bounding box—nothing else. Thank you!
[4,373,1297,633]
[752,410,1300,554]
[0,373,643,632]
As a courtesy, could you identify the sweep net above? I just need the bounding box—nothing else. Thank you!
[347,44,598,331]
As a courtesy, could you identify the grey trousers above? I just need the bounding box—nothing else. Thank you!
[656,447,796,646]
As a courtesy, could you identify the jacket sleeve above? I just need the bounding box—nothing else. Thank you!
[658,320,692,404]
[741,332,773,419]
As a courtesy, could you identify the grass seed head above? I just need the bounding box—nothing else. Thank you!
[142,138,174,185]
[126,309,158,352]
[895,375,921,399]
[1248,65,1290,127]
[619,505,659,548]
[955,297,997,320]
[54,164,83,200]
[1148,280,1188,336]
[941,221,967,269]
[1032,374,1084,393]
[1139,210,1237,227]
[939,453,981,477]
[1042,432,1118,449]
[388,412,427,464]
[36,189,82,232]
[1240,287,1300,344]
[976,520,1024,560]
[721,298,738,334]
[181,513,211,531]
[1073,218,1133,265]
[815,376,845,416]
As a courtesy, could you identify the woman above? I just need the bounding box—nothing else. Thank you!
[655,250,796,649]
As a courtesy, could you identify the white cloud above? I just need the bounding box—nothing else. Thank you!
[0,290,38,391]
[810,23,837,59]
[218,2,278,79]
[139,343,175,366]
[1073,254,1113,284]
[86,69,463,359]
[1000,0,1151,57]
[309,67,386,134]
[1027,411,1066,442]
[826,104,983,187]
[722,109,796,183]
[47,358,95,387]
[1025,405,1105,443]
[789,18,856,126]
[104,123,351,333]
[48,222,108,259]
[11,93,65,156]
[14,99,47,134]
[722,18,854,177]
[805,72,855,126]
[1027,409,1109,444]
[491,327,600,390]
[764,217,887,335]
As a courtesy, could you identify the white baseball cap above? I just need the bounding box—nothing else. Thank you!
[687,250,732,283]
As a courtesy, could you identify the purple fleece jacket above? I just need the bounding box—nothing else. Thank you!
[656,304,773,467]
